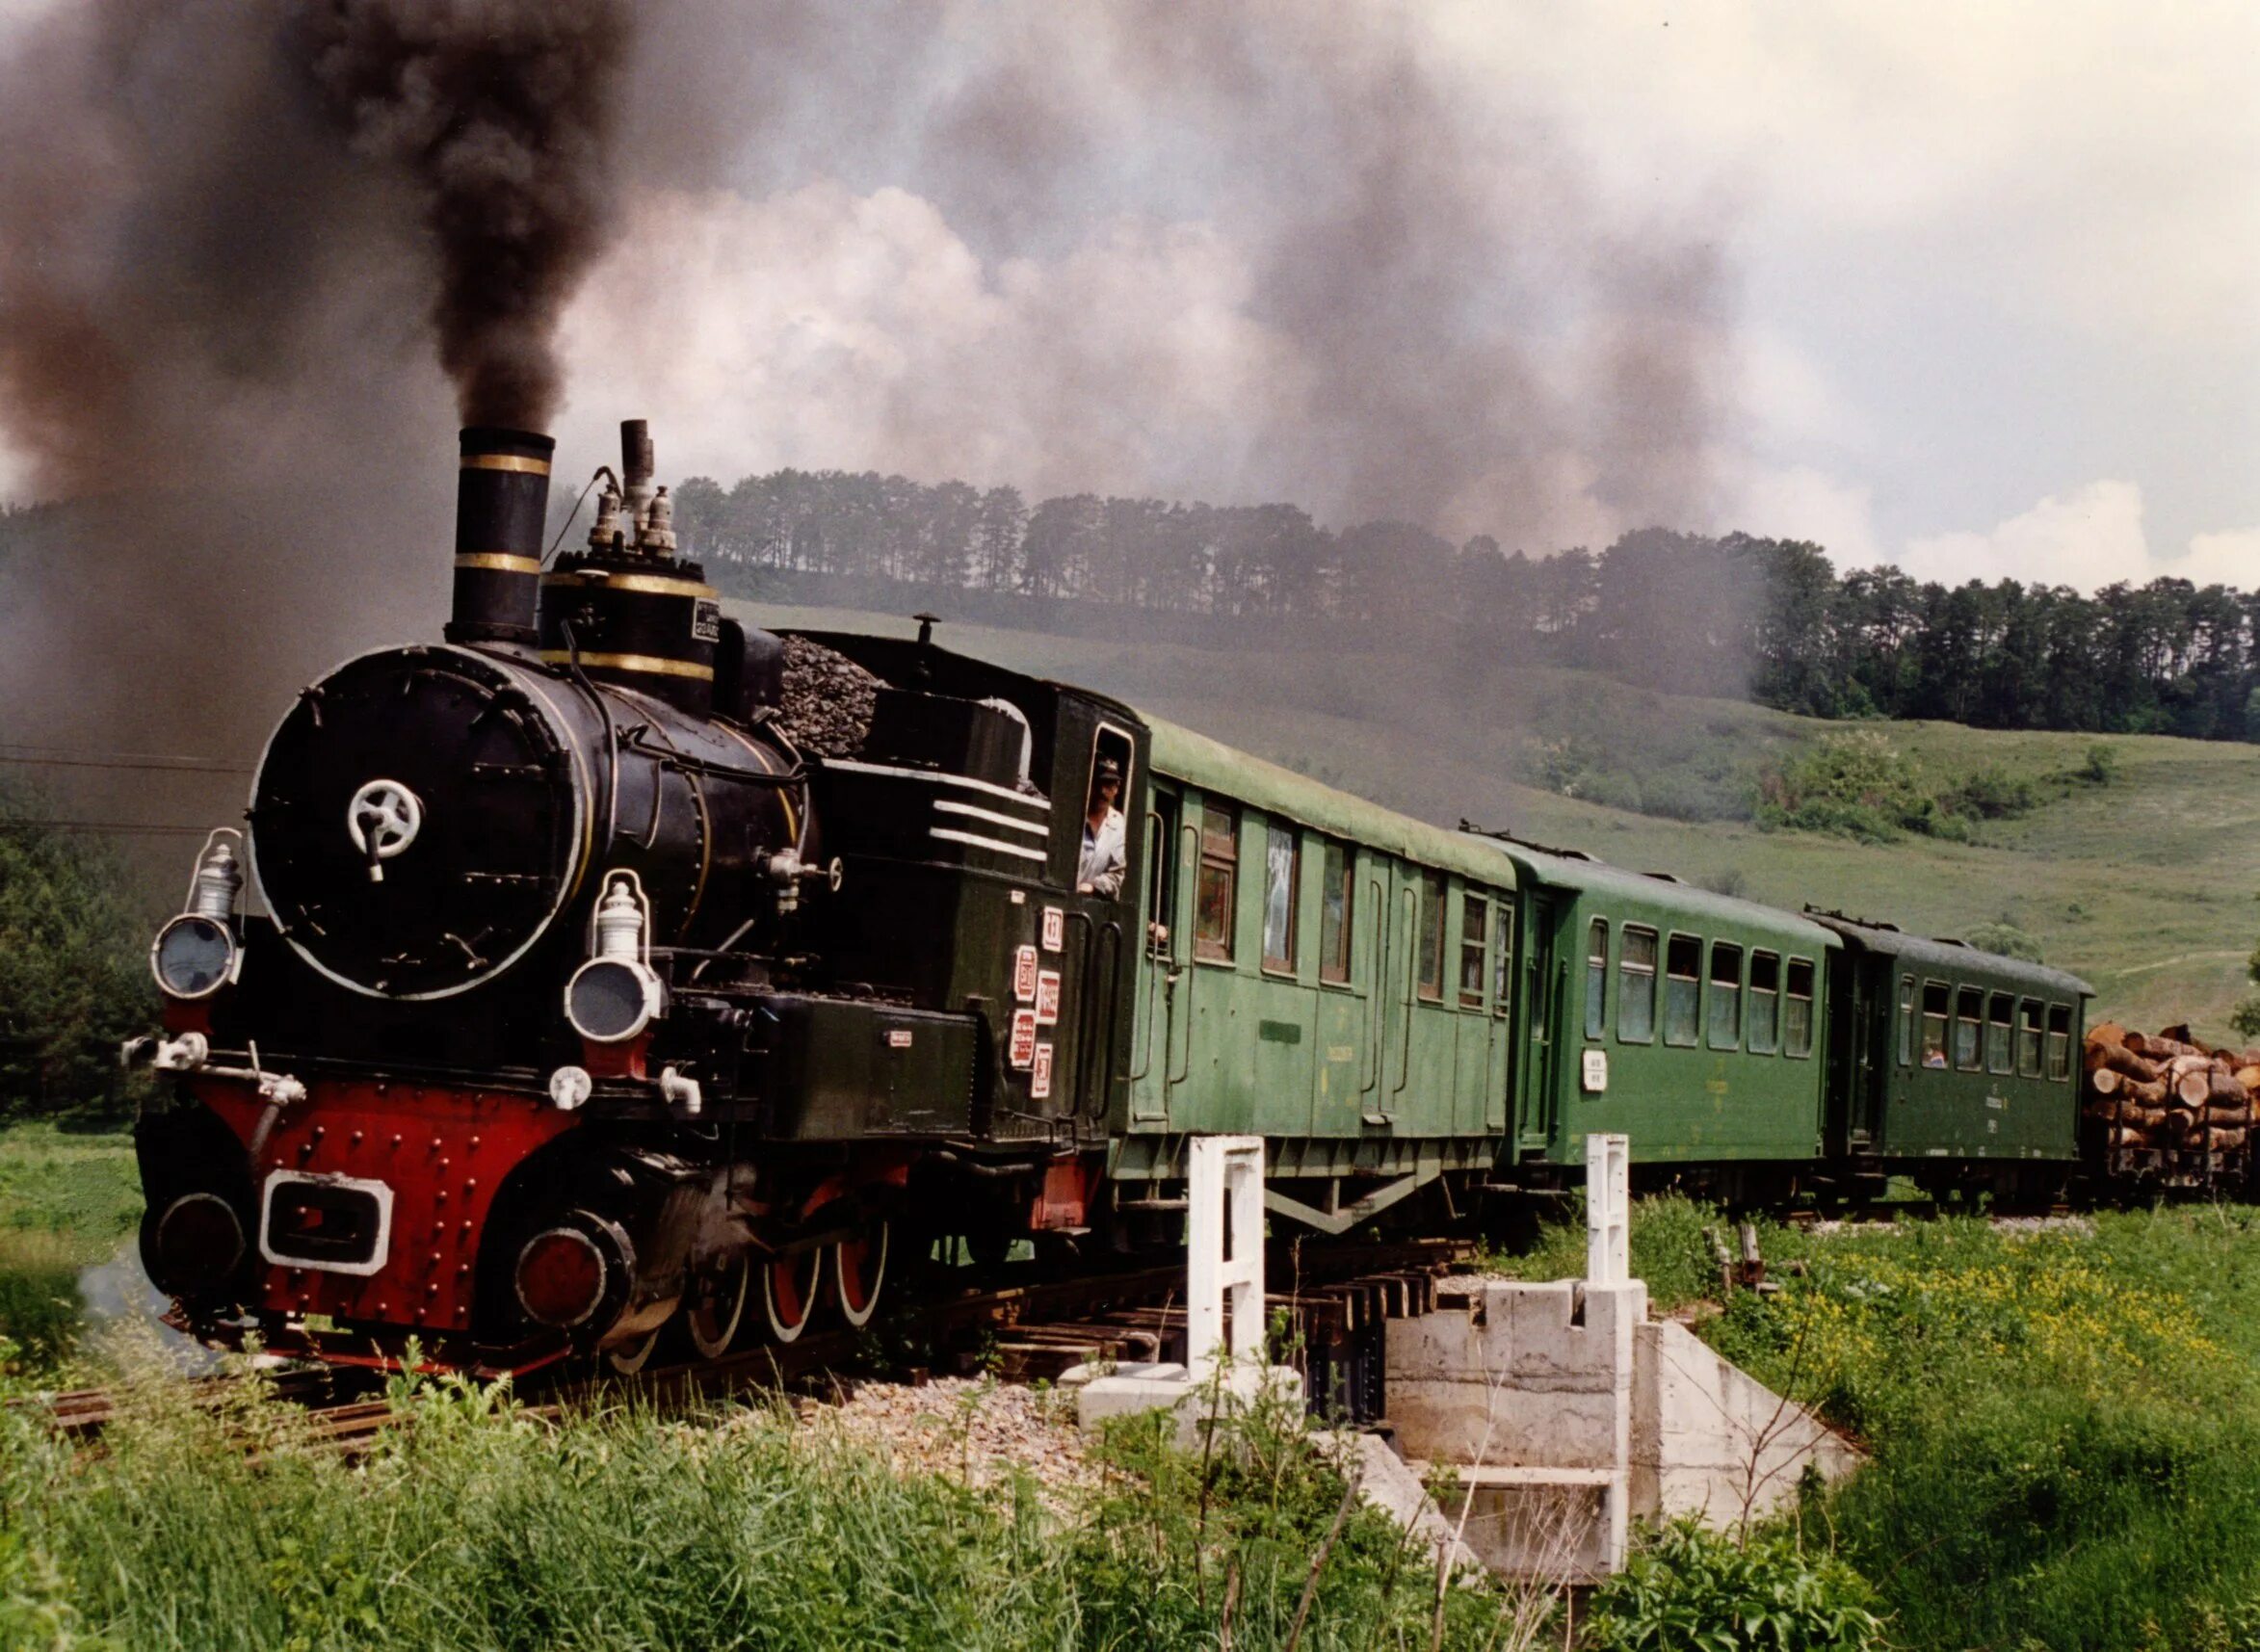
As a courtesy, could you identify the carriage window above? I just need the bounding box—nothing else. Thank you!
[1618,927,1657,1043]
[2018,999,2044,1077]
[1195,801,1238,961]
[1784,957,1816,1058]
[1898,975,1916,1066]
[1664,933,1701,1047]
[1417,874,1445,1002]
[1955,986,1984,1071]
[1461,896,1490,1010]
[2046,1004,2072,1080]
[1748,952,1780,1055]
[1708,942,1743,1049]
[1492,903,1516,1018]
[1261,819,1299,974]
[1319,840,1353,984]
[1921,982,1950,1067]
[1986,992,2013,1074]
[1584,919,1609,1037]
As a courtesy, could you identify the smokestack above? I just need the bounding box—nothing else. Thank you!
[446,427,556,646]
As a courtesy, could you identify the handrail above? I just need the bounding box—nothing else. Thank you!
[1358,870,1386,1101]
[1391,884,1417,1103]
[1126,807,1168,1085]
[1165,819,1199,1093]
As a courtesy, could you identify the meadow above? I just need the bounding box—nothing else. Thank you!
[1497,1197,2260,1650]
[740,602,2260,1038]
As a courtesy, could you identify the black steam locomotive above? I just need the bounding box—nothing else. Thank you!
[135,421,1139,1373]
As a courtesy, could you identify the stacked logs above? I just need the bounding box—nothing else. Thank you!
[2085,1021,2260,1157]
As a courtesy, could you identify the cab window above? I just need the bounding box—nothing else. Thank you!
[1318,840,1353,984]
[1461,895,1490,1009]
[1617,927,1658,1042]
[1416,874,1445,1002]
[1748,952,1780,1055]
[1986,992,2013,1074]
[1664,933,1701,1047]
[1195,801,1237,962]
[1584,919,1609,1036]
[1707,942,1743,1049]
[1955,985,1984,1071]
[2045,1004,2073,1080]
[1784,957,1816,1058]
[1261,819,1299,974]
[2018,999,2044,1077]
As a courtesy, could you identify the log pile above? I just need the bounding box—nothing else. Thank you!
[2084,1021,2260,1158]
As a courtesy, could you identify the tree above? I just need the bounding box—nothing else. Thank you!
[0,788,154,1115]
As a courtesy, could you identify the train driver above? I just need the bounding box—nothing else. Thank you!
[1078,758,1127,898]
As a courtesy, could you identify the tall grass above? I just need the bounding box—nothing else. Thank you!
[0,1356,1535,1651]
[0,1121,141,1378]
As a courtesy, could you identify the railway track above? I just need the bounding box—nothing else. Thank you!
[26,1237,1474,1451]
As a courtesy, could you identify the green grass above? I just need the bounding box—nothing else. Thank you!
[1490,1197,2260,1650]
[0,1119,140,1377]
[0,1365,1533,1651]
[742,603,2260,1039]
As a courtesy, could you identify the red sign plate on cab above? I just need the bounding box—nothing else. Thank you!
[1009,1009,1038,1069]
[1013,945,1038,1001]
[1031,1042,1054,1099]
[1035,970,1062,1026]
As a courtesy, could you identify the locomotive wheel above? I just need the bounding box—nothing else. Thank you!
[683,1255,750,1361]
[834,1219,890,1328]
[603,1324,663,1376]
[762,1248,823,1344]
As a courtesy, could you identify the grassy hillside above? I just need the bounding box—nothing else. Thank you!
[742,602,2260,1039]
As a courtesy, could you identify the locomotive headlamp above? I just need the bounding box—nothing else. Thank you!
[565,873,663,1044]
[150,830,245,1000]
[152,915,237,1000]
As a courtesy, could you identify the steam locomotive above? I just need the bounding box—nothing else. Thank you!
[129,417,2137,1377]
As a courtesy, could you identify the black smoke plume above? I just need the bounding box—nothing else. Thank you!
[298,0,629,430]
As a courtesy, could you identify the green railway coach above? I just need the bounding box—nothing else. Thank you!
[1809,913,2089,1196]
[1477,838,1839,1201]
[1113,720,1520,1232]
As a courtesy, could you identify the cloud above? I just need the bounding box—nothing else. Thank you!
[2179,528,2260,590]
[1898,481,2146,591]
[1896,482,2255,594]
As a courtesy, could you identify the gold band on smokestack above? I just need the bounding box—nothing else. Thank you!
[445,427,555,646]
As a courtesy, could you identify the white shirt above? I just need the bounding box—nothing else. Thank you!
[1078,805,1126,897]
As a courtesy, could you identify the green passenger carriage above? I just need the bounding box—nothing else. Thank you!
[1113,720,1519,1233]
[1809,913,2089,1197]
[1476,840,1840,1202]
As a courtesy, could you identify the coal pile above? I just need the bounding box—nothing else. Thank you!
[775,636,880,758]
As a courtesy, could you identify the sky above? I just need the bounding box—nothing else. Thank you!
[0,0,2253,597]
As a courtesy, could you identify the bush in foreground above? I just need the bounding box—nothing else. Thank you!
[1582,1519,1886,1652]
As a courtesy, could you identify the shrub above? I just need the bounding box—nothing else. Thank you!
[1964,920,2044,963]
[2082,743,2122,785]
[1582,1518,1887,1652]
[1753,732,1944,843]
[1943,765,2037,820]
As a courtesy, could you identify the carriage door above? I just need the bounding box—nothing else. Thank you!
[1513,891,1561,1153]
